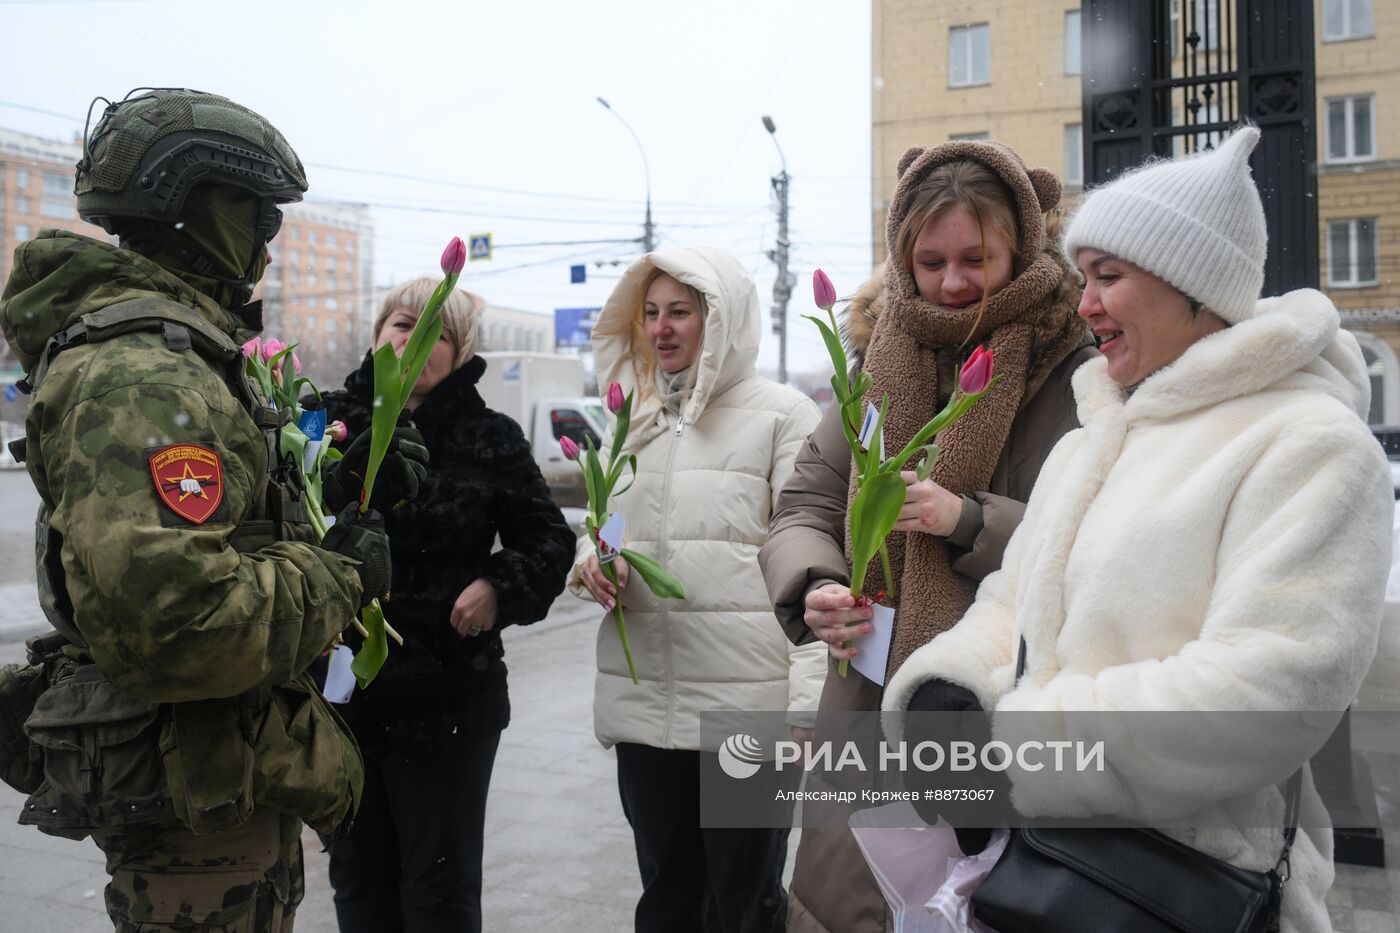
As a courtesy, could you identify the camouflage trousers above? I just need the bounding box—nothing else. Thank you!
[91,809,304,932]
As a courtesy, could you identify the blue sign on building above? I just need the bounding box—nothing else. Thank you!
[554,307,602,349]
[570,264,586,284]
[3,384,16,403]
[469,234,492,262]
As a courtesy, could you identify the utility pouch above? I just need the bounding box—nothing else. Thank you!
[159,698,255,836]
[252,674,364,837]
[0,662,47,793]
[20,665,171,840]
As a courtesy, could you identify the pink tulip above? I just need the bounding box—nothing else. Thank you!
[326,420,348,442]
[441,236,467,275]
[959,345,994,395]
[560,436,580,461]
[261,338,287,362]
[606,382,625,414]
[812,269,837,311]
[241,337,262,359]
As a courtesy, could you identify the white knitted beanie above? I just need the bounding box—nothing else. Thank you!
[1062,125,1266,325]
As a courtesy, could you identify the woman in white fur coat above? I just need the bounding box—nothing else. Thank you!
[884,126,1393,932]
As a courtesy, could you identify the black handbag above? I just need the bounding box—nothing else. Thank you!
[970,640,1301,933]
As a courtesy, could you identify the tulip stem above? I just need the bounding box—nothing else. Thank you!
[601,558,638,684]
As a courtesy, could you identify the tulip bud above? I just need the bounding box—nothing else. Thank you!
[241,337,262,359]
[560,436,581,461]
[958,345,994,395]
[812,269,838,311]
[326,420,348,442]
[441,236,467,275]
[606,383,625,413]
[261,337,286,363]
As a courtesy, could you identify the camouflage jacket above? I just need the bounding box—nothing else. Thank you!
[0,230,362,698]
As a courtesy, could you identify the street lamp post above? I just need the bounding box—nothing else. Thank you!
[763,115,792,385]
[597,97,656,253]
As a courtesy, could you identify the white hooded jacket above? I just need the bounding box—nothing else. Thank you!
[884,289,1393,933]
[570,248,826,750]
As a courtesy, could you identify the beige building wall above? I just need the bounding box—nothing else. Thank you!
[873,1,1083,264]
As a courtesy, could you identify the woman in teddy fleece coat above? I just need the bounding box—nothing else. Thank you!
[884,126,1393,932]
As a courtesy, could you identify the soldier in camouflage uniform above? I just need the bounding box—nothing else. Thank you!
[0,88,425,931]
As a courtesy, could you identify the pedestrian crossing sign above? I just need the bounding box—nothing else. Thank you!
[469,234,492,262]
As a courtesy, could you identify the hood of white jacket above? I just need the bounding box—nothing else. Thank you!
[1073,288,1371,425]
[593,247,761,447]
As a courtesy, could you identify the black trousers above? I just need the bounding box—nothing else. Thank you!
[615,742,795,933]
[328,729,501,933]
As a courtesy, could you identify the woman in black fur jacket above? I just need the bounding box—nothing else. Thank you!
[320,277,576,933]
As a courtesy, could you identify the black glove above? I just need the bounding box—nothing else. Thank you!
[323,419,429,512]
[322,504,392,606]
[906,678,1005,852]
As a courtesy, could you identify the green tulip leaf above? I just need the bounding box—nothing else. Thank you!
[849,471,906,595]
[351,600,390,687]
[619,547,686,600]
[915,444,941,482]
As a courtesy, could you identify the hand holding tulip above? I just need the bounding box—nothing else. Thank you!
[893,473,964,536]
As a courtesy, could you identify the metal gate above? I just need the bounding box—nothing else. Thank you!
[1080,0,1318,296]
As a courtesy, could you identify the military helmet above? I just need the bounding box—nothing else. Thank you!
[75,88,308,234]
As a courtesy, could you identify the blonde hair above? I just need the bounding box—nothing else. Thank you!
[373,277,485,368]
[893,161,1022,342]
[638,267,707,319]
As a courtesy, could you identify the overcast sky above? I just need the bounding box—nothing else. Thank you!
[0,0,874,376]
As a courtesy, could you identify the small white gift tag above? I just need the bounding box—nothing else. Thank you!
[851,603,896,686]
[323,644,356,704]
[302,438,323,477]
[598,513,625,564]
[858,405,886,461]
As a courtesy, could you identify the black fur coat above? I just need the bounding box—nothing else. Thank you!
[321,352,575,753]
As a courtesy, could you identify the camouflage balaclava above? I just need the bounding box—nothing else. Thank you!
[126,183,271,308]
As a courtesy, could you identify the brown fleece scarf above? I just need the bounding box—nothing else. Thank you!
[847,138,1087,679]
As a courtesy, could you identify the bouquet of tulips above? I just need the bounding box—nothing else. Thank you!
[564,382,685,684]
[239,337,347,543]
[807,269,998,676]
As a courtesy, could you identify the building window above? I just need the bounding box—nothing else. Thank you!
[16,168,29,187]
[1323,0,1373,41]
[950,131,989,141]
[16,196,30,213]
[42,171,67,195]
[1326,95,1375,163]
[326,255,337,272]
[949,24,990,88]
[15,223,30,241]
[1327,218,1378,288]
[308,230,318,245]
[41,199,71,219]
[290,227,299,240]
[308,295,318,309]
[290,249,301,264]
[326,318,337,332]
[327,234,338,248]
[1065,124,1083,187]
[1064,10,1081,75]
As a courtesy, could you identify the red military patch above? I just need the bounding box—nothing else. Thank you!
[149,444,225,524]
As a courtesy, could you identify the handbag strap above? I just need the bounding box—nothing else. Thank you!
[1013,637,1305,872]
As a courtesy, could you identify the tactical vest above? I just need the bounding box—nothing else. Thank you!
[6,296,362,841]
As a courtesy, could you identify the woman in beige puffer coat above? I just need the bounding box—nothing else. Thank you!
[570,246,825,932]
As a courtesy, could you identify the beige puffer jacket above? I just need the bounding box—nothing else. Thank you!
[569,247,825,750]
